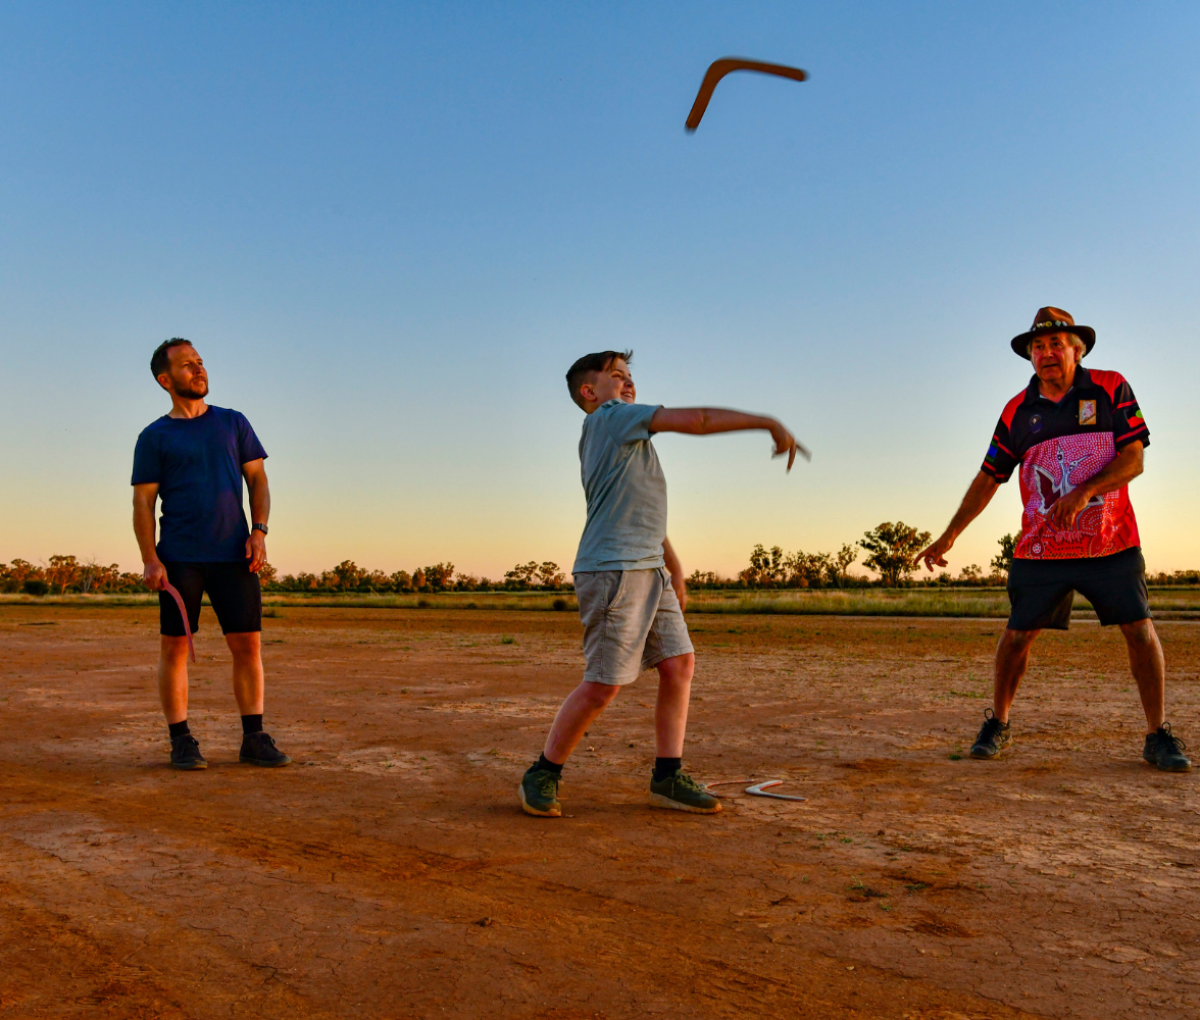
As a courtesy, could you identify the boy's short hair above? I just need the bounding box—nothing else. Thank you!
[566,350,633,409]
[151,337,194,379]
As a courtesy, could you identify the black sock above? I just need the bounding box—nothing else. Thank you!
[168,720,190,739]
[241,714,263,735]
[654,757,682,781]
[533,753,563,775]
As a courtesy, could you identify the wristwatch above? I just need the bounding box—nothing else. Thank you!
[252,523,269,535]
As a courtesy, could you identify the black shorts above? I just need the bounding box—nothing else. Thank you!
[1006,547,1151,632]
[160,562,262,636]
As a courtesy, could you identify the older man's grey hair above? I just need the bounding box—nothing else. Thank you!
[1027,333,1088,360]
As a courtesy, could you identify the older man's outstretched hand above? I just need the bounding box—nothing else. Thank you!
[917,534,954,573]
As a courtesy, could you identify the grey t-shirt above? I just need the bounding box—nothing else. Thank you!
[572,399,667,573]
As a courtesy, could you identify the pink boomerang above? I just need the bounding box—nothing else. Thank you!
[161,582,196,663]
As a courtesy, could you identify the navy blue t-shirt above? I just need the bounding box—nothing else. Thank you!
[131,405,268,562]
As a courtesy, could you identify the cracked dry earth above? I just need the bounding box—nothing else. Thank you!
[2,606,1200,1019]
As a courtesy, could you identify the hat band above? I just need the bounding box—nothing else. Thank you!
[1033,320,1074,331]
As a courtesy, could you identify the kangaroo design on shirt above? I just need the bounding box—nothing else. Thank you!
[1033,443,1105,517]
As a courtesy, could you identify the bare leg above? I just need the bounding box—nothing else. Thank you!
[1120,619,1165,734]
[158,636,191,724]
[543,681,620,764]
[225,632,264,716]
[654,653,694,758]
[993,628,1039,722]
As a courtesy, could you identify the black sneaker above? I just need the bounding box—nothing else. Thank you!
[239,731,291,768]
[170,734,207,770]
[970,708,1012,760]
[518,767,562,817]
[1144,724,1191,772]
[648,769,722,814]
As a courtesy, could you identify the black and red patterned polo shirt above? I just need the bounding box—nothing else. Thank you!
[981,366,1149,560]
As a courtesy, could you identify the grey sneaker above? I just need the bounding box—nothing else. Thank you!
[1144,724,1191,772]
[519,767,561,817]
[239,731,291,767]
[170,734,207,770]
[970,708,1012,760]
[648,770,722,814]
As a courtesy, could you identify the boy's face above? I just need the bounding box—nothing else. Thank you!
[582,358,636,410]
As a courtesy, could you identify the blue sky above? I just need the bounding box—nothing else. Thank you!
[2,2,1198,578]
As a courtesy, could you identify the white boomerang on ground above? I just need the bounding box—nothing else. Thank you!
[704,779,806,802]
[745,780,806,802]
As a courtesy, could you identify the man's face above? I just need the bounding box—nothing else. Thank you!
[586,358,636,406]
[1029,332,1080,384]
[159,345,209,399]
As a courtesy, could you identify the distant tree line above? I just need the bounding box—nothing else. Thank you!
[688,542,862,590]
[6,534,1200,598]
[690,522,1200,590]
[689,522,941,589]
[0,556,572,596]
[0,557,148,596]
[267,559,569,594]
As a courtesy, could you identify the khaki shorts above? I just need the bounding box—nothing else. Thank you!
[574,567,694,685]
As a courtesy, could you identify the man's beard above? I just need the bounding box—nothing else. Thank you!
[173,379,208,399]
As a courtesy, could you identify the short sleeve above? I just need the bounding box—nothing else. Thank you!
[1111,377,1150,450]
[235,413,268,464]
[981,417,1018,483]
[131,429,162,485]
[599,401,660,446]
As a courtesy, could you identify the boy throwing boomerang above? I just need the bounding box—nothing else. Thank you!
[519,351,805,816]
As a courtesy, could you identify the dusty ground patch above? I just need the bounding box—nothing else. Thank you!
[2,605,1199,1018]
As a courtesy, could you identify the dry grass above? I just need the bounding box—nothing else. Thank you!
[4,586,1199,618]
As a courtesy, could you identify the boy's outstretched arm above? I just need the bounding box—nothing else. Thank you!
[649,407,809,470]
[662,536,687,611]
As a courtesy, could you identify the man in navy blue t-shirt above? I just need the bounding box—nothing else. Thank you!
[132,337,289,770]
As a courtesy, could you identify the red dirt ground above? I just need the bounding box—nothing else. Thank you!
[2,605,1199,1019]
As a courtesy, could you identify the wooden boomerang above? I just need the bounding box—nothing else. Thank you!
[686,58,808,132]
[161,582,196,663]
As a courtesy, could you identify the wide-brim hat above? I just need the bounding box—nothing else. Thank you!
[1010,306,1095,359]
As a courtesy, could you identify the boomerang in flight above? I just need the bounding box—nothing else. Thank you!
[685,57,808,132]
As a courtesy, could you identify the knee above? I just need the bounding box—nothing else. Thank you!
[998,628,1037,654]
[583,681,621,709]
[160,636,190,663]
[658,653,695,685]
[225,631,261,661]
[1120,619,1156,646]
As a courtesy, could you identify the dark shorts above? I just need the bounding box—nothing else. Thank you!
[160,561,262,636]
[1006,547,1151,632]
